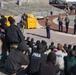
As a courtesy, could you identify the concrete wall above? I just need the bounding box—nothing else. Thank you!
[21,0,49,3]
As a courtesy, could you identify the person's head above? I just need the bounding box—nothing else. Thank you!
[63,43,67,50]
[31,38,34,42]
[26,37,30,41]
[17,41,28,53]
[73,45,76,51]
[0,17,7,25]
[57,43,64,51]
[36,40,40,46]
[69,45,76,57]
[8,16,15,25]
[70,50,76,57]
[1,15,4,18]
[41,40,47,45]
[68,44,72,49]
[64,43,67,47]
[37,43,43,52]
[51,42,54,46]
[47,52,56,64]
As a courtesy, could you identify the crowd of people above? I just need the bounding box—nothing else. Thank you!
[0,32,76,75]
[0,15,75,75]
[0,13,76,75]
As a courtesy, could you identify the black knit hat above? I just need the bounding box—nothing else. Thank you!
[47,52,56,63]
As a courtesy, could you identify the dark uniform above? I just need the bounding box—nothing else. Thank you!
[45,18,51,39]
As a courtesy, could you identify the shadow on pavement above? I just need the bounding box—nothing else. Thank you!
[27,33,47,38]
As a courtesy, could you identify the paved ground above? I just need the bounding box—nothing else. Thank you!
[23,29,76,46]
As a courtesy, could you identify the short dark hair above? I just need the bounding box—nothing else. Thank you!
[68,44,72,49]
[73,45,76,51]
[31,38,34,42]
[51,42,54,45]
[0,17,7,24]
[8,16,15,24]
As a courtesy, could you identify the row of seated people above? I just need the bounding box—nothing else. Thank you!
[0,36,75,75]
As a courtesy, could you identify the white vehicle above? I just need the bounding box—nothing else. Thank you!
[50,0,76,4]
[58,0,76,3]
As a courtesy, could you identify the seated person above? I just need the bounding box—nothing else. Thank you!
[49,42,55,51]
[64,45,76,75]
[39,52,59,75]
[5,41,29,75]
[28,44,47,75]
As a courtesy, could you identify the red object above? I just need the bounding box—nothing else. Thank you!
[54,49,57,52]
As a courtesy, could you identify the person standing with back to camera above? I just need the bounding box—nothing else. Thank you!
[45,17,51,39]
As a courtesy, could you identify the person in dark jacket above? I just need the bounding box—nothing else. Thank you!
[39,52,59,75]
[28,43,47,75]
[28,38,35,48]
[0,17,8,62]
[66,44,72,54]
[41,40,48,52]
[49,42,55,51]
[6,17,25,51]
[64,45,76,75]
[26,36,30,45]
[5,41,29,75]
